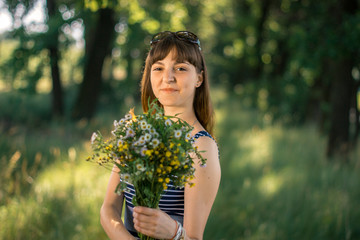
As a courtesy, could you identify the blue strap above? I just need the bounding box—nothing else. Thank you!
[193,130,214,140]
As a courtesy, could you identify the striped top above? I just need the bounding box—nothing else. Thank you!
[122,130,214,237]
[123,182,185,216]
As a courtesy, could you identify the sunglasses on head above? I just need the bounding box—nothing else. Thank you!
[150,31,201,50]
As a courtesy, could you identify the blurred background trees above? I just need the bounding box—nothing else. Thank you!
[1,0,359,163]
[1,0,360,239]
[2,0,358,159]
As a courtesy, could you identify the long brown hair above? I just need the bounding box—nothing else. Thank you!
[140,33,215,136]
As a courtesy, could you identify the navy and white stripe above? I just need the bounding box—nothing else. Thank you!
[124,182,185,216]
[194,130,214,140]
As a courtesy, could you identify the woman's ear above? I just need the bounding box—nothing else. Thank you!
[196,71,204,87]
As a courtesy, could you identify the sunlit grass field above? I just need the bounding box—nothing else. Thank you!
[0,90,359,240]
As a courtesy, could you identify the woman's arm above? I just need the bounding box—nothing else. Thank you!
[183,136,221,240]
[100,166,136,240]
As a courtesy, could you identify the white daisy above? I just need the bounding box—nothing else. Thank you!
[91,132,98,145]
[121,173,130,181]
[165,119,172,126]
[140,147,148,157]
[151,138,160,148]
[144,133,151,142]
[125,129,135,138]
[136,163,145,171]
[149,128,156,135]
[113,120,118,127]
[174,130,182,138]
[117,139,124,147]
[138,140,146,146]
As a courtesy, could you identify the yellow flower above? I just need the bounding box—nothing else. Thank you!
[158,178,164,183]
[145,150,153,156]
[129,108,137,121]
[166,151,171,157]
[166,166,172,172]
[165,178,170,183]
[170,142,174,149]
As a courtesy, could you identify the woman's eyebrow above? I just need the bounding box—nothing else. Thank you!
[175,61,190,65]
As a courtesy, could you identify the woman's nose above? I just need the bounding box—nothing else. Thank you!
[163,69,175,83]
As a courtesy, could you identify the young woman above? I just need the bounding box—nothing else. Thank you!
[100,31,221,240]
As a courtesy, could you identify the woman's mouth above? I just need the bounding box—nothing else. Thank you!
[160,88,178,93]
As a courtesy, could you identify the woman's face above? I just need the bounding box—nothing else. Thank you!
[150,49,202,110]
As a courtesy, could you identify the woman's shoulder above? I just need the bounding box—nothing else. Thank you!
[193,130,219,159]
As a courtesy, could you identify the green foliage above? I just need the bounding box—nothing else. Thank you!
[84,0,118,12]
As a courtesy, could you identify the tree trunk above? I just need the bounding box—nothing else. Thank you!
[350,81,360,147]
[326,0,358,160]
[46,0,63,117]
[72,8,116,120]
[254,0,271,79]
[326,59,353,160]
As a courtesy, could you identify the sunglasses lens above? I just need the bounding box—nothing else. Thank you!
[150,31,171,45]
[150,31,201,50]
[176,31,197,42]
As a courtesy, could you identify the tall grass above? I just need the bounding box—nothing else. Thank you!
[1,91,359,240]
[205,93,360,240]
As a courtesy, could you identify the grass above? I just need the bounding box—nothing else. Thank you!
[1,90,360,240]
[205,94,360,240]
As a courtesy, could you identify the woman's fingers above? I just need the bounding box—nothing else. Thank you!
[133,206,157,215]
[133,207,174,239]
[133,207,159,235]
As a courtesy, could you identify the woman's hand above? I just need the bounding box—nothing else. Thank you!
[133,206,177,239]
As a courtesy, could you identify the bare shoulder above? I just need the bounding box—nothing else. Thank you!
[194,134,219,159]
[193,135,220,174]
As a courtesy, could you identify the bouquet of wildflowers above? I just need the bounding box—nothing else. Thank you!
[88,100,206,240]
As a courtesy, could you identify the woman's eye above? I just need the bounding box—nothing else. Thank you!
[176,67,187,71]
[152,67,162,71]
